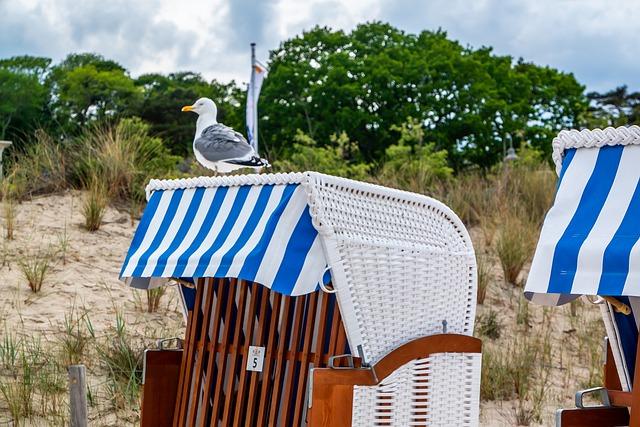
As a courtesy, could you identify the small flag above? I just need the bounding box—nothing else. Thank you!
[247,44,268,154]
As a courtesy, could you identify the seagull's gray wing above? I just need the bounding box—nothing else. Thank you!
[194,124,253,162]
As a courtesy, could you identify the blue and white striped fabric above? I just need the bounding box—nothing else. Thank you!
[120,183,330,296]
[525,144,640,305]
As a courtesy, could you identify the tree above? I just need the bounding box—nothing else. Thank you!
[0,55,51,80]
[0,56,52,141]
[134,72,243,156]
[48,53,141,132]
[261,22,587,169]
[587,85,640,127]
[273,130,370,179]
[378,117,452,190]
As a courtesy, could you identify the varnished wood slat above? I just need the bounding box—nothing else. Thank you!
[268,297,294,425]
[629,333,640,427]
[221,280,249,426]
[308,382,355,427]
[210,279,238,424]
[280,296,307,426]
[185,280,216,427]
[605,341,623,392]
[312,294,330,367]
[206,342,337,363]
[326,301,342,366]
[244,287,270,426]
[292,293,319,426]
[557,407,630,427]
[335,326,347,363]
[233,282,261,424]
[173,310,194,427]
[256,293,283,424]
[174,280,205,426]
[141,350,183,427]
[609,390,633,407]
[197,278,226,427]
[170,281,348,427]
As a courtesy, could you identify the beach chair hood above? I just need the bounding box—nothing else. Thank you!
[526,125,640,306]
[120,171,477,365]
[120,173,329,296]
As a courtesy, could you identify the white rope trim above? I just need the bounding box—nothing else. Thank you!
[145,172,308,200]
[552,125,640,175]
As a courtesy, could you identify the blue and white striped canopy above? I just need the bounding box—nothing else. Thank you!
[526,134,640,305]
[120,178,329,296]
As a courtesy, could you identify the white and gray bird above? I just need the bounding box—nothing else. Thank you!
[181,97,269,173]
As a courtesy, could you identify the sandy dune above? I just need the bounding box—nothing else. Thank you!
[0,190,603,426]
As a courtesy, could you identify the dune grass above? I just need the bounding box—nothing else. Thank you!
[0,120,602,425]
[476,254,491,304]
[82,176,108,232]
[18,248,53,293]
[496,212,536,285]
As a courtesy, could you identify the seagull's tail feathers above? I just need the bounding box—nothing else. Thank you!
[227,156,271,169]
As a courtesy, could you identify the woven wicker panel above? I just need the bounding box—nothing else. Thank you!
[305,173,476,363]
[352,353,481,427]
[305,173,479,426]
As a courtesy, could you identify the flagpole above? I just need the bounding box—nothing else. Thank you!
[250,42,258,155]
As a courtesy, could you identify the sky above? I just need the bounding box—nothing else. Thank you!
[1,0,639,92]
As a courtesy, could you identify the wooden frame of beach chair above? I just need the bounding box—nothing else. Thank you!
[523,126,640,426]
[140,346,183,426]
[171,277,353,426]
[308,334,482,426]
[556,337,636,426]
[122,172,482,426]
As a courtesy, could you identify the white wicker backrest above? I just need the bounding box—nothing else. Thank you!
[351,352,481,426]
[304,172,477,365]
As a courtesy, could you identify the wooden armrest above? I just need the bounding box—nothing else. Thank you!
[313,334,481,387]
[556,407,629,427]
[308,334,481,427]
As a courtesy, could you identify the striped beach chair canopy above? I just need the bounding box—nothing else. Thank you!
[525,125,640,306]
[120,171,477,366]
[120,173,329,296]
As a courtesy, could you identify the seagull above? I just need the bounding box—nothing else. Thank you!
[181,97,269,173]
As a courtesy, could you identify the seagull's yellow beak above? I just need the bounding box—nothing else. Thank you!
[181,105,194,112]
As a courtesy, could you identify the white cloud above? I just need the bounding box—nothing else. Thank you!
[1,0,639,91]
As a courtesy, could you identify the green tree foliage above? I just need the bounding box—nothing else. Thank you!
[48,53,141,131]
[377,117,452,191]
[383,117,452,176]
[0,23,621,173]
[273,130,370,180]
[0,56,51,141]
[134,72,243,155]
[586,85,640,127]
[261,22,587,169]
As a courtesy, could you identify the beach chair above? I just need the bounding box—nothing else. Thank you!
[524,126,640,426]
[120,172,482,426]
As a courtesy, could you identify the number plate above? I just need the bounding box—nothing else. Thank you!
[246,346,265,372]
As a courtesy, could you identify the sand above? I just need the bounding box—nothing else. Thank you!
[0,190,184,337]
[0,190,603,426]
[0,190,184,426]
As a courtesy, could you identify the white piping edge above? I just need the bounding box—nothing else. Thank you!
[552,125,640,175]
[145,172,308,200]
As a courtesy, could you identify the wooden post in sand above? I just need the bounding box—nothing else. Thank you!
[0,141,11,178]
[68,365,88,427]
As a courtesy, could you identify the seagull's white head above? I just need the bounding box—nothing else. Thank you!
[181,97,217,118]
